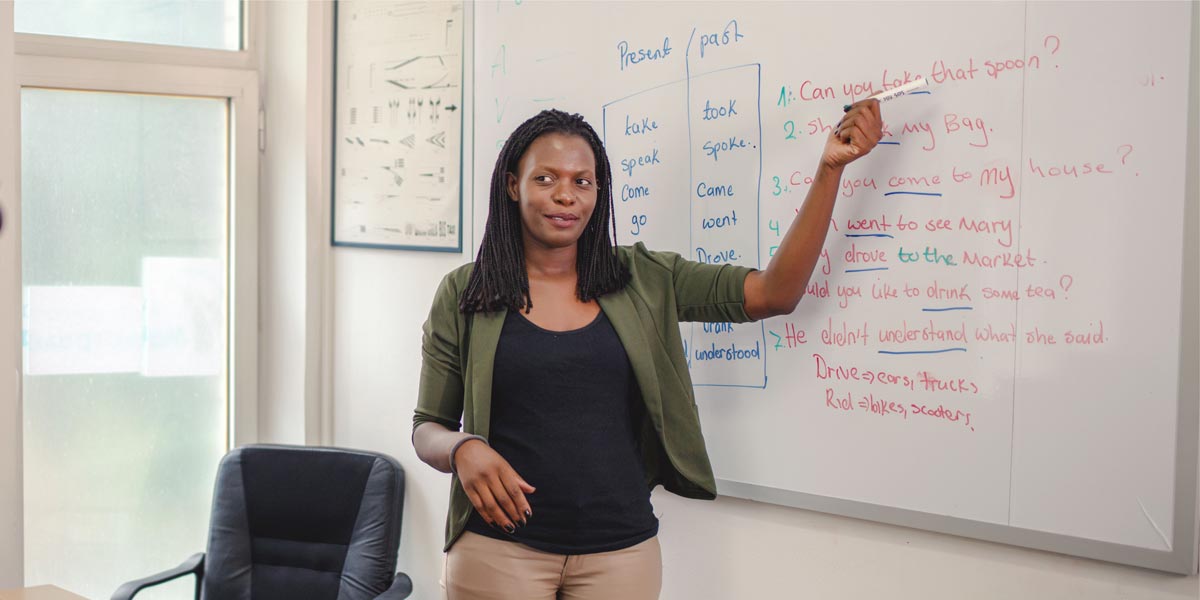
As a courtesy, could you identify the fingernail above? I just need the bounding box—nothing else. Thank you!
[504,524,516,534]
[520,519,528,527]
[524,509,532,518]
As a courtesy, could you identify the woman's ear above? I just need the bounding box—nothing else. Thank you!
[506,172,518,202]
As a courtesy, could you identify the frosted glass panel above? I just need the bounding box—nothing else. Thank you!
[21,88,229,600]
[15,0,242,51]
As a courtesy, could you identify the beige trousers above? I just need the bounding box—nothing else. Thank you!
[442,531,662,600]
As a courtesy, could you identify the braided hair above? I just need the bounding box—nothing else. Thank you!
[460,109,630,314]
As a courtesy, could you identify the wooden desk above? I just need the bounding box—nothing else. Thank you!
[0,586,88,600]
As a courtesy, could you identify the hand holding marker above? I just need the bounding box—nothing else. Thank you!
[840,75,928,144]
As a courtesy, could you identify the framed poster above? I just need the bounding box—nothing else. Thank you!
[332,0,464,251]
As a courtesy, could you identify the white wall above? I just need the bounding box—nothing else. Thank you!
[259,0,308,445]
[332,249,471,594]
[260,0,332,447]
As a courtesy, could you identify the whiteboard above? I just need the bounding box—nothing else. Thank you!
[471,1,1199,573]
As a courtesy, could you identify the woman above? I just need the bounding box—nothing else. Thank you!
[414,103,882,599]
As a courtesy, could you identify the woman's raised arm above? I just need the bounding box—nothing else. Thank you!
[743,98,883,320]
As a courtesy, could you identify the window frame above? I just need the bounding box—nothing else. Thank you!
[0,0,263,588]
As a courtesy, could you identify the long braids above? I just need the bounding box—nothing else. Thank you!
[460,109,629,314]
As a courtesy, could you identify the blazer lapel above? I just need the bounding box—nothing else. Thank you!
[599,290,664,425]
[467,308,506,439]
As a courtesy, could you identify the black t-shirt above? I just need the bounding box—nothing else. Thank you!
[463,308,659,554]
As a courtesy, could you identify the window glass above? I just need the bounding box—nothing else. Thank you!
[21,87,230,600]
[15,0,242,50]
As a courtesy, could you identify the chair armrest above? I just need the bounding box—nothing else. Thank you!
[373,572,413,600]
[110,553,205,600]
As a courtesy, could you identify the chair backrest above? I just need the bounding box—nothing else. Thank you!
[200,444,405,600]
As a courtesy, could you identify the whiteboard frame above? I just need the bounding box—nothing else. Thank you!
[719,4,1200,574]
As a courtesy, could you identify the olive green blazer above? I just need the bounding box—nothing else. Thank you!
[414,242,756,551]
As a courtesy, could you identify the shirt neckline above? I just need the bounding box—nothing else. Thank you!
[511,307,605,335]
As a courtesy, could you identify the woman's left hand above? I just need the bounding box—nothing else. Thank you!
[821,98,883,170]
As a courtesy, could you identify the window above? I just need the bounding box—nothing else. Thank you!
[2,3,261,597]
[15,0,242,50]
[21,88,230,599]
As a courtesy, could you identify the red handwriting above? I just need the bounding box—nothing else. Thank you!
[930,58,979,83]
[1025,323,1107,345]
[813,354,916,390]
[801,164,1026,201]
[841,177,878,198]
[961,248,1038,268]
[799,79,836,101]
[878,320,968,345]
[871,281,900,300]
[978,164,1016,199]
[974,322,1017,343]
[823,387,976,431]
[874,114,997,150]
[1028,157,1113,178]
[918,371,980,395]
[789,40,1064,104]
[826,388,856,411]
[1025,326,1056,345]
[879,68,922,91]
[931,52,1045,85]
[943,114,990,148]
[804,278,830,300]
[957,217,1012,248]
[983,54,1041,79]
[981,287,1020,301]
[802,276,1078,306]
[925,280,973,302]
[845,243,888,265]
[771,322,808,350]
[1064,321,1106,345]
[980,283,1068,301]
[911,402,974,431]
[836,283,862,308]
[807,117,835,136]
[821,318,869,347]
[918,216,1013,248]
[789,171,816,186]
[948,164,1016,198]
[898,120,935,151]
[860,394,909,419]
[843,80,877,103]
[847,213,892,232]
[888,173,941,188]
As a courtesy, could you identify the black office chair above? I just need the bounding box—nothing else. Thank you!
[112,444,413,600]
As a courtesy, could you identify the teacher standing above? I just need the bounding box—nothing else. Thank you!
[414,101,882,599]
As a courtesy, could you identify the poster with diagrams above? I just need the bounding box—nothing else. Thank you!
[333,0,464,251]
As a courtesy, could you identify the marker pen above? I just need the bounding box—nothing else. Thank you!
[844,76,928,112]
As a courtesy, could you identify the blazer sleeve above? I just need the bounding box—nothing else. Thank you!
[629,242,758,323]
[413,271,466,435]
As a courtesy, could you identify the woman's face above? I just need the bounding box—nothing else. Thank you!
[506,132,598,253]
